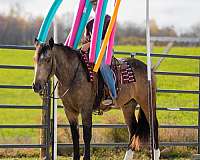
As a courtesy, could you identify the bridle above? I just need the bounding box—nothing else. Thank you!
[48,61,81,99]
[40,49,81,100]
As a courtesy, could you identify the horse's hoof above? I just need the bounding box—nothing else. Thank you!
[123,149,134,160]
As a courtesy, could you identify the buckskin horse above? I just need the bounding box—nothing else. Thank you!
[32,38,160,160]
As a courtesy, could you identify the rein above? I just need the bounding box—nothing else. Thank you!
[46,55,54,81]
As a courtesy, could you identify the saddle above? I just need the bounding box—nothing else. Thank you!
[79,51,136,86]
[78,51,136,112]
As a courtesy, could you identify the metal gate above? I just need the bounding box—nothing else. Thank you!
[0,45,200,159]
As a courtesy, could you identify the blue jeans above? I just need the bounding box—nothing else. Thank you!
[100,62,117,99]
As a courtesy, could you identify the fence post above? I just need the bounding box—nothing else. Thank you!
[52,18,58,160]
[198,59,200,154]
[40,81,51,159]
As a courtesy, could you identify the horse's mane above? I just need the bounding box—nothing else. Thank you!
[54,43,92,82]
[54,43,79,54]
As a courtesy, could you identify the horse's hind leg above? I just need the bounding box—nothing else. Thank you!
[122,99,138,160]
[132,91,160,159]
[65,110,80,160]
[122,99,138,142]
[81,108,93,160]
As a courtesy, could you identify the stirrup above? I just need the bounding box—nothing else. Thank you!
[101,99,119,109]
[101,99,113,106]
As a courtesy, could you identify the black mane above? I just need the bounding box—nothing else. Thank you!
[54,43,80,54]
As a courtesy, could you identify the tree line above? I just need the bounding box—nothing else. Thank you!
[0,8,200,45]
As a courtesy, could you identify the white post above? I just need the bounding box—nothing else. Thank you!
[146,0,152,80]
[53,17,58,160]
[146,0,155,159]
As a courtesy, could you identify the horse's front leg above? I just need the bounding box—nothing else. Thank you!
[65,111,80,160]
[81,109,92,160]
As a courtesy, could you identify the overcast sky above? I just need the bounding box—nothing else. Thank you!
[0,0,200,33]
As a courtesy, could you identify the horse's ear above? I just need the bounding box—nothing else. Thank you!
[34,38,39,47]
[49,37,54,49]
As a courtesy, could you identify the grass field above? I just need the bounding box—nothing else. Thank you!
[0,45,199,159]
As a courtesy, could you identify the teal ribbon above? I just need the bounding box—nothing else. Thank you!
[95,0,108,62]
[37,0,63,43]
[73,0,92,48]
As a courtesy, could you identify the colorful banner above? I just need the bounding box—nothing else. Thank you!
[93,0,121,72]
[73,0,92,48]
[95,0,108,62]
[37,0,63,43]
[67,0,86,47]
[89,0,104,63]
[105,23,116,65]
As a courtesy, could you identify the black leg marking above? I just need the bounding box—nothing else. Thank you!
[83,125,92,160]
[70,123,80,160]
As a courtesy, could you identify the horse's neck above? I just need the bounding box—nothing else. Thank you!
[54,46,80,86]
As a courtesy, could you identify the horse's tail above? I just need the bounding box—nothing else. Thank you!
[131,107,150,150]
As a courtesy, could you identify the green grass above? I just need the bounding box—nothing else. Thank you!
[116,46,199,126]
[0,46,199,158]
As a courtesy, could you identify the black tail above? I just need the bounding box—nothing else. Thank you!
[131,108,150,150]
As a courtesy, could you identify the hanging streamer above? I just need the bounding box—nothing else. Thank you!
[105,23,116,65]
[37,0,63,43]
[105,0,117,65]
[95,0,108,62]
[89,0,104,63]
[67,0,86,47]
[93,0,121,72]
[73,0,92,48]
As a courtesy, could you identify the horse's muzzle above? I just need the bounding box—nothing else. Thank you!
[32,82,42,93]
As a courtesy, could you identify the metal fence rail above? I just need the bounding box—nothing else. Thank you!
[57,124,199,129]
[0,124,48,129]
[0,65,34,70]
[155,71,200,77]
[58,142,199,148]
[0,45,200,156]
[1,45,200,59]
[0,45,34,50]
[0,144,46,149]
[0,104,47,109]
[0,85,32,89]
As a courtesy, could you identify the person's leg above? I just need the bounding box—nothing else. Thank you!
[100,62,117,100]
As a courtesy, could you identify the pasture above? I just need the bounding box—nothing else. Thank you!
[0,46,199,159]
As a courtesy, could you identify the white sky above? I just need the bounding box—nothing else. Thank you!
[0,0,200,33]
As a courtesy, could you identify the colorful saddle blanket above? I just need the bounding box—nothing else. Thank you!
[78,51,95,82]
[79,51,136,85]
[111,58,136,85]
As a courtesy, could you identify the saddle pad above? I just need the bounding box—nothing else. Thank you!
[121,62,136,84]
[112,58,136,85]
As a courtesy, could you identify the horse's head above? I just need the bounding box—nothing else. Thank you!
[32,38,55,95]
